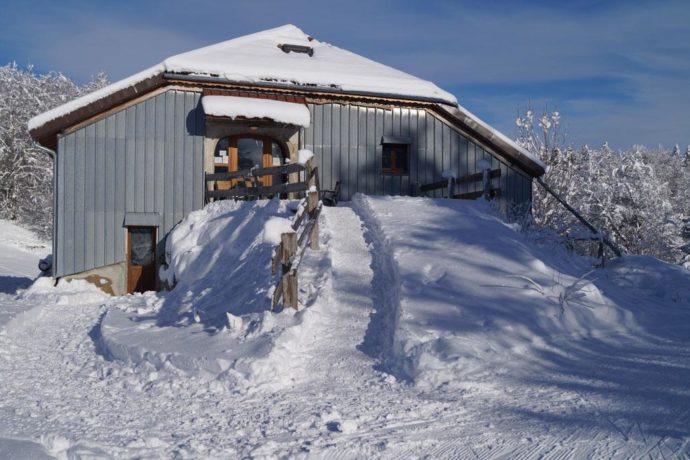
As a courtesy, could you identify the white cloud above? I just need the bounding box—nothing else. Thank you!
[1,0,688,147]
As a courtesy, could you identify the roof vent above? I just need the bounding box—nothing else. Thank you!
[278,43,314,57]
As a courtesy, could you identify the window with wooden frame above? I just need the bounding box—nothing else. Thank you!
[382,143,409,175]
[213,135,287,189]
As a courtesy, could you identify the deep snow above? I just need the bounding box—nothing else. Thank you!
[1,199,690,458]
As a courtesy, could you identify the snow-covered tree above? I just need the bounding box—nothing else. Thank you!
[0,63,108,237]
[516,108,690,267]
[515,109,575,232]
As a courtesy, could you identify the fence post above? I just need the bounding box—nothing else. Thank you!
[447,177,456,198]
[307,158,316,187]
[597,239,605,268]
[280,232,298,309]
[482,167,491,199]
[308,190,319,250]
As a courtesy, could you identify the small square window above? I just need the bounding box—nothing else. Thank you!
[382,143,409,175]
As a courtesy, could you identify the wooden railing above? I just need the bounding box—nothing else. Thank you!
[270,159,322,310]
[418,167,502,200]
[205,162,311,202]
[420,167,622,263]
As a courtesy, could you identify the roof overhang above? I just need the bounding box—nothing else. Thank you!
[201,94,310,128]
[432,104,545,177]
[29,73,166,150]
[165,73,457,106]
[29,73,544,177]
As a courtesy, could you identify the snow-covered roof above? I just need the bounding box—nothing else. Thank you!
[27,24,544,175]
[201,95,310,128]
[164,25,456,104]
[28,24,456,132]
[28,65,164,132]
[438,103,546,171]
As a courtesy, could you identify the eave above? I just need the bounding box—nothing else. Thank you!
[29,72,544,177]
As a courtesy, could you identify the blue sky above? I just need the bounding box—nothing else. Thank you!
[2,0,689,149]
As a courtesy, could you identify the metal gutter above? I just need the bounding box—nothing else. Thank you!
[35,144,56,159]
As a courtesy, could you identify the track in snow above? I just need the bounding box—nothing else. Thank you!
[1,203,690,458]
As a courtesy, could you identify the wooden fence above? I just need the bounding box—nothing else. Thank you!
[418,167,501,200]
[420,168,621,263]
[205,162,312,202]
[270,160,322,310]
[205,160,323,309]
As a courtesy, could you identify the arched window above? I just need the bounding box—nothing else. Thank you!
[214,134,288,189]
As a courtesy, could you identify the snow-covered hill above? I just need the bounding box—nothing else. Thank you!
[0,199,689,458]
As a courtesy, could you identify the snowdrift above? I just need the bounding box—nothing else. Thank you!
[352,195,690,390]
[98,199,327,387]
[94,195,690,393]
[158,198,293,325]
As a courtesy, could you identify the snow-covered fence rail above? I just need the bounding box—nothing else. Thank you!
[205,162,310,202]
[270,160,322,310]
[418,167,502,200]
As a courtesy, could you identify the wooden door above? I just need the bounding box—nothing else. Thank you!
[127,227,156,293]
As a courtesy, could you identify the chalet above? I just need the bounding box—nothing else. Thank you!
[29,24,545,295]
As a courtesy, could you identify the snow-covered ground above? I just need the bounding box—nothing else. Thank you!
[0,220,50,327]
[1,199,689,458]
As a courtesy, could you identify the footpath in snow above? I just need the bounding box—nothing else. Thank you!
[0,198,689,458]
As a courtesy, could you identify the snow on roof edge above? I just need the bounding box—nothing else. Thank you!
[442,103,545,173]
[161,24,457,106]
[201,95,310,128]
[28,64,165,133]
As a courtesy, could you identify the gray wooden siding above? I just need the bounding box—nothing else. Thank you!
[54,90,204,277]
[302,103,532,204]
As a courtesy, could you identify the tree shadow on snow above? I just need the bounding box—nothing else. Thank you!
[495,334,690,451]
[484,258,690,450]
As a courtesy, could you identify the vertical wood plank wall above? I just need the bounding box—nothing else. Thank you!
[54,90,205,277]
[302,104,533,204]
[54,94,532,278]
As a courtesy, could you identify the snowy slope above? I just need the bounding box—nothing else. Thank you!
[1,198,690,458]
[352,196,640,390]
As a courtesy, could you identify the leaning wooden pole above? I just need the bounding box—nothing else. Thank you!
[536,177,622,257]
